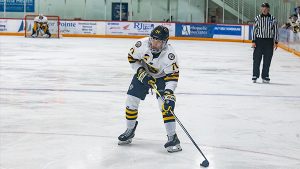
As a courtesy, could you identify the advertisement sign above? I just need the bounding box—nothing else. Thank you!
[0,19,106,35]
[213,25,242,36]
[176,24,214,38]
[60,21,99,34]
[106,22,176,36]
[0,19,24,32]
[176,23,243,39]
[0,0,35,12]
[0,20,8,32]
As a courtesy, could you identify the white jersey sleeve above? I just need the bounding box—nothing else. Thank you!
[127,38,148,72]
[163,46,179,92]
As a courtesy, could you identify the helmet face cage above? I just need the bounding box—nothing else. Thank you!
[148,25,169,54]
[39,14,43,19]
[148,37,168,54]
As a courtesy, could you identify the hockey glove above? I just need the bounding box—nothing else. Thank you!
[162,89,176,114]
[137,67,156,87]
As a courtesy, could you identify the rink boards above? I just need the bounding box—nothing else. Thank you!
[0,19,250,40]
[0,18,299,56]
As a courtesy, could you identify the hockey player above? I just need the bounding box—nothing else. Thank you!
[31,14,51,38]
[118,25,182,153]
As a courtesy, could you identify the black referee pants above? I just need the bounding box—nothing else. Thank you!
[253,38,274,79]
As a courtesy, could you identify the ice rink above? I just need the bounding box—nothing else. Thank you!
[0,36,300,169]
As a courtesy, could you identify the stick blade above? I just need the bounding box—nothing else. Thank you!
[200,159,209,167]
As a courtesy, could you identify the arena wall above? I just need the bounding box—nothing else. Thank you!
[0,18,299,57]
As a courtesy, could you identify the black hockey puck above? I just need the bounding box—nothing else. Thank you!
[200,159,209,167]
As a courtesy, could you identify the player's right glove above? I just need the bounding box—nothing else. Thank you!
[136,67,156,88]
[162,89,176,115]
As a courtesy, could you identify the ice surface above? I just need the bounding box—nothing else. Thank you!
[0,36,300,169]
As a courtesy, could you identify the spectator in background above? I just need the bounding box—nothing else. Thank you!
[295,6,300,24]
[295,6,300,15]
[282,14,300,33]
[281,6,300,33]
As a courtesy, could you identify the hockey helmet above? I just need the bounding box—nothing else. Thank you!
[149,25,169,53]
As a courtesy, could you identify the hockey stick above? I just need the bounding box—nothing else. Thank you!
[151,83,209,168]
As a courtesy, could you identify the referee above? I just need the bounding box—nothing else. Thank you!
[252,2,279,83]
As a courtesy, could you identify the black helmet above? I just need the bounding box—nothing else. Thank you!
[149,25,169,53]
[150,25,169,41]
[261,2,270,8]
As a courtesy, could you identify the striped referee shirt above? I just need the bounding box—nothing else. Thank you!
[252,13,279,43]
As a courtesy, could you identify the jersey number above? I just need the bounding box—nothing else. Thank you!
[172,62,179,71]
[130,48,135,55]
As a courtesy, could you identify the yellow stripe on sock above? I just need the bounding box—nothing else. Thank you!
[126,115,137,119]
[126,108,138,115]
[163,116,175,121]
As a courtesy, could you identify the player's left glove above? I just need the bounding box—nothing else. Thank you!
[136,67,156,88]
[162,89,176,114]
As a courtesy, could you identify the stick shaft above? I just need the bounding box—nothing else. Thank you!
[152,84,208,161]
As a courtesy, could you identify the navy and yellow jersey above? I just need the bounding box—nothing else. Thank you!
[33,16,49,32]
[127,37,179,92]
[33,22,49,32]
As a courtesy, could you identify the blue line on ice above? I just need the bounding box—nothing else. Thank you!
[1,87,300,99]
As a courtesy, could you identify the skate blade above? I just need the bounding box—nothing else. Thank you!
[252,80,257,83]
[166,144,182,153]
[262,80,270,83]
[118,139,132,145]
